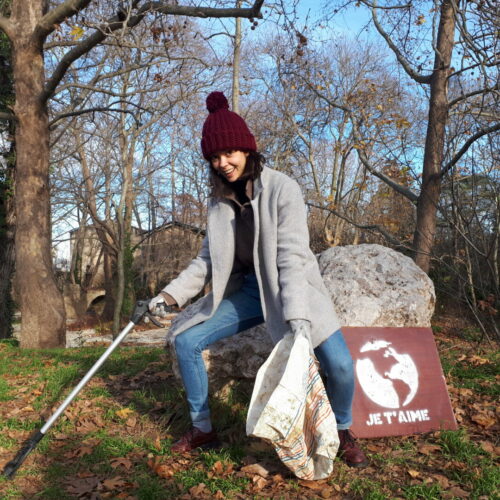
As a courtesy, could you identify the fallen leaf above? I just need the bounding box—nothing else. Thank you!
[64,445,94,459]
[153,464,174,478]
[298,479,328,490]
[126,416,137,428]
[212,460,224,475]
[102,476,128,490]
[213,491,225,500]
[65,476,100,496]
[407,469,420,478]
[320,487,334,498]
[189,482,206,496]
[154,435,162,450]
[432,474,449,488]
[53,432,70,440]
[77,471,96,478]
[418,443,441,455]
[110,457,133,470]
[446,486,470,498]
[467,355,490,366]
[471,413,496,428]
[479,441,495,454]
[116,408,135,419]
[252,476,267,490]
[241,463,269,477]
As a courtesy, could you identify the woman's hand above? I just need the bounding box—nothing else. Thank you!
[289,319,312,346]
[148,293,176,317]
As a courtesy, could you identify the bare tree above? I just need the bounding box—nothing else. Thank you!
[327,0,500,272]
[0,0,264,348]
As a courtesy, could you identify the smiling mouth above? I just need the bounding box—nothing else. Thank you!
[221,167,235,176]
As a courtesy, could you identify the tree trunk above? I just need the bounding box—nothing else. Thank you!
[231,0,242,113]
[413,0,455,273]
[112,241,125,336]
[101,248,116,320]
[12,32,66,347]
[0,147,15,339]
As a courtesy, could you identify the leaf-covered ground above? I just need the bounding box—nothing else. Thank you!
[0,312,498,500]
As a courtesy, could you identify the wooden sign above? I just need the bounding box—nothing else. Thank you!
[343,327,457,438]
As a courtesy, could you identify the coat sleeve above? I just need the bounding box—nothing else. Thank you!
[161,235,212,308]
[276,178,312,322]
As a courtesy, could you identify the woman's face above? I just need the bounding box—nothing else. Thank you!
[210,150,249,182]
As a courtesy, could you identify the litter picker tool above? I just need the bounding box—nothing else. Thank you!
[2,300,166,479]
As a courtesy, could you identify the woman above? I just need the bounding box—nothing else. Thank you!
[149,91,367,467]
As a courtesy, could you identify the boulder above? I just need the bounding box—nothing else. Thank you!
[172,244,435,389]
[318,244,435,327]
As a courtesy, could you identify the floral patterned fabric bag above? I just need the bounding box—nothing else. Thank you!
[246,332,339,480]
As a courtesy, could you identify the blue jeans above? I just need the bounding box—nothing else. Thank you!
[174,273,354,430]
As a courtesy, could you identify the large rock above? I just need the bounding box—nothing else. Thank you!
[318,244,435,327]
[173,244,435,388]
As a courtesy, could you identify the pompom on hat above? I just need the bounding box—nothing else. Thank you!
[201,91,257,160]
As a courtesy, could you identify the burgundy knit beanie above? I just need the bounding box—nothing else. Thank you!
[201,91,257,160]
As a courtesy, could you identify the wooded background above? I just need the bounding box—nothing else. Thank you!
[0,0,498,348]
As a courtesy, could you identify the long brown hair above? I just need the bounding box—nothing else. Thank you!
[208,151,266,199]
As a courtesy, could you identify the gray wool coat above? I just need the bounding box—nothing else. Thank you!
[162,167,341,347]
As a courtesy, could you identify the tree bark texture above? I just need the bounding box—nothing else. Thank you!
[0,153,15,339]
[0,32,15,339]
[413,0,456,273]
[231,0,242,113]
[11,0,66,348]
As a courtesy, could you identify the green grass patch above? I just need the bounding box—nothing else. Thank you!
[33,483,72,500]
[440,350,499,397]
[0,433,16,449]
[0,377,13,402]
[174,466,248,496]
[86,385,112,399]
[438,429,486,463]
[1,328,496,500]
[135,473,178,499]
[436,429,499,496]
[349,478,390,500]
[77,433,138,471]
[0,482,22,500]
[0,418,42,431]
[402,482,442,499]
[0,338,19,347]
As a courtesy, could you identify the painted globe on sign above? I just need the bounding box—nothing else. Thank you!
[356,340,419,409]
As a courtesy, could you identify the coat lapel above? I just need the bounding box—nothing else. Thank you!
[208,199,236,302]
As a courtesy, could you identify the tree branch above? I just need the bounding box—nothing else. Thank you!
[49,105,142,127]
[35,0,92,40]
[0,111,16,122]
[448,83,500,109]
[350,120,420,203]
[307,202,407,248]
[0,14,14,39]
[42,0,264,103]
[356,146,419,203]
[144,1,265,19]
[440,122,500,177]
[366,0,432,84]
[131,220,205,252]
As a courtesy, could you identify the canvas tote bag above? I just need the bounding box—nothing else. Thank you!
[246,332,339,480]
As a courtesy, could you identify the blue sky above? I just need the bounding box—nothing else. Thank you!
[296,0,373,36]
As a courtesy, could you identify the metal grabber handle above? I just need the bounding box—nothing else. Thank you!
[2,300,164,479]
